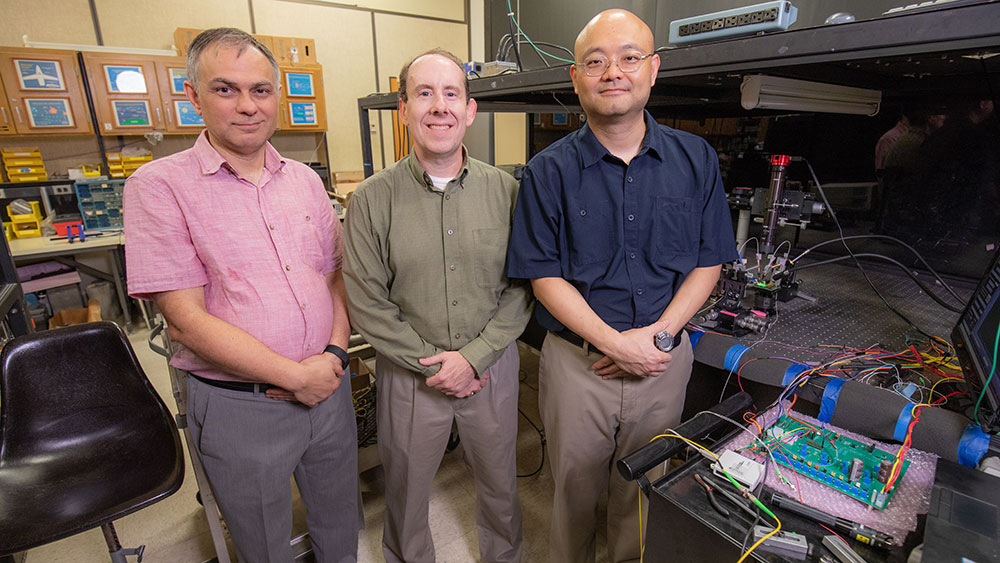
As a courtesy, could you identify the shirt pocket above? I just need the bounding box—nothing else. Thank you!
[474,227,509,288]
[654,196,700,257]
[567,204,614,267]
[294,220,326,272]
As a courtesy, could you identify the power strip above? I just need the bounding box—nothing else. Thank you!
[668,1,798,45]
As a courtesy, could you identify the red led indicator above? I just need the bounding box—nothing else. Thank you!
[770,154,791,166]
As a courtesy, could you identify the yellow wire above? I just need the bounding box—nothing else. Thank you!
[929,376,964,402]
[737,517,782,563]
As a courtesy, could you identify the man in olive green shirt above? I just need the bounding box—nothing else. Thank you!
[343,49,531,563]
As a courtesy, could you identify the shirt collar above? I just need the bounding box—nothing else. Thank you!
[578,110,665,168]
[193,130,287,177]
[405,146,471,192]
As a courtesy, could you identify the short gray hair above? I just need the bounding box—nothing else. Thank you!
[185,28,280,92]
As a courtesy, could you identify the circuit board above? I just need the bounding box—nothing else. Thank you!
[762,417,910,510]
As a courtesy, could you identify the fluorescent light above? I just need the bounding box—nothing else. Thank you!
[740,74,882,116]
[22,35,178,57]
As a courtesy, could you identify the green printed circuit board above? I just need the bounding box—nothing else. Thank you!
[761,417,909,510]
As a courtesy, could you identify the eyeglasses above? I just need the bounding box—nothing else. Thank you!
[575,51,654,77]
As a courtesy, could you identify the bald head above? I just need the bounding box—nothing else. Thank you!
[574,9,654,61]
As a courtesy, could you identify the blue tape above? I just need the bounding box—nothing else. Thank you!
[782,364,809,387]
[958,424,990,467]
[893,403,916,442]
[818,378,845,423]
[724,345,750,372]
[688,330,704,349]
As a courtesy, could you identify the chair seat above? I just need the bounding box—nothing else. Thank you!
[0,322,184,555]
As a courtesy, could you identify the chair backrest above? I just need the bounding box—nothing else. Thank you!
[0,322,183,542]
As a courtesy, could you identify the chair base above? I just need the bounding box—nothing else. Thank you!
[102,522,145,563]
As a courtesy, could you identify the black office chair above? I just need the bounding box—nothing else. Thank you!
[0,322,184,561]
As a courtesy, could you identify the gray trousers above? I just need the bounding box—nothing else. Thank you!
[187,376,360,563]
[539,332,693,563]
[376,342,522,563]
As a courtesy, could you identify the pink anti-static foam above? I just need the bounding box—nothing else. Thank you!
[725,407,936,541]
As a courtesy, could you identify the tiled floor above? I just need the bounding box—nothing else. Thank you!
[22,329,610,562]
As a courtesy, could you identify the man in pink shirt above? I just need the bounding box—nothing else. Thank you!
[124,28,358,562]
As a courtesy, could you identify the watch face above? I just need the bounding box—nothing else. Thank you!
[654,330,677,352]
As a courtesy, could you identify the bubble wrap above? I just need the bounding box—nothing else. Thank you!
[724,407,936,541]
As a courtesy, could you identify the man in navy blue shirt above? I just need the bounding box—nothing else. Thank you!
[507,9,738,562]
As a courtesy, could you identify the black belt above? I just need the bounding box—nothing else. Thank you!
[190,372,276,393]
[554,329,683,356]
[553,330,606,356]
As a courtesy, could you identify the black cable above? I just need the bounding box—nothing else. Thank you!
[517,407,546,477]
[803,159,933,337]
[791,252,963,313]
[506,8,523,71]
[496,33,511,61]
[504,40,574,62]
[791,234,964,305]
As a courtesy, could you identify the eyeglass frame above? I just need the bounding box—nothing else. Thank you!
[574,51,656,77]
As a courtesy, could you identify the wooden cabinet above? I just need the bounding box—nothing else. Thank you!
[278,64,326,132]
[0,47,93,135]
[83,52,166,134]
[152,59,204,133]
[0,74,14,135]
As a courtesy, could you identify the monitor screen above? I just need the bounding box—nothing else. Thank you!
[954,249,1000,431]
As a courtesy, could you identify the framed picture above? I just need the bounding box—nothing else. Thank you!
[289,102,317,125]
[285,72,315,97]
[173,100,204,127]
[168,67,187,95]
[25,98,74,127]
[15,59,65,90]
[111,99,152,127]
[104,65,147,93]
[552,113,568,126]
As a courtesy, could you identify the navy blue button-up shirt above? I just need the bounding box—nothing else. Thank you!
[507,111,738,332]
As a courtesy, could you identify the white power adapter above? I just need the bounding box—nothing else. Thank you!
[711,449,765,490]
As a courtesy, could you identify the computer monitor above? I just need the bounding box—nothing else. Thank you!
[953,249,1000,432]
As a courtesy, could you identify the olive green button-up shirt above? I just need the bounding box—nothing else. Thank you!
[343,152,532,377]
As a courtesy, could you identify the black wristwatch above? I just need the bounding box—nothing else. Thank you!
[323,344,350,369]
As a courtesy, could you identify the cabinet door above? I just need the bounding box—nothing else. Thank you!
[83,52,165,134]
[0,74,14,135]
[279,64,327,132]
[0,47,94,135]
[153,59,204,133]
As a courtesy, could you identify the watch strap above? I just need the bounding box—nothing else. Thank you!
[323,344,350,369]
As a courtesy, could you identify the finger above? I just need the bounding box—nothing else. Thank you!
[418,354,443,366]
[601,369,629,380]
[591,356,614,371]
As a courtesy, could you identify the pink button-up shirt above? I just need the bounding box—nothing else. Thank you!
[125,131,342,382]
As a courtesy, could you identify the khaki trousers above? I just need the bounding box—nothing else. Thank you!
[539,332,693,563]
[376,343,522,563]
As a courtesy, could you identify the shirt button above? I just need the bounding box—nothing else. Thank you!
[445,195,450,200]
[300,304,306,310]
[637,288,644,295]
[630,252,636,259]
[628,214,635,221]
[268,224,275,230]
[454,333,461,339]
[285,265,291,271]
[580,209,587,216]
[627,176,634,183]
[449,264,456,271]
[306,344,311,350]
[447,229,454,235]
[452,300,458,306]
[305,215,311,221]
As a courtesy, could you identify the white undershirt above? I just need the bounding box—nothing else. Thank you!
[427,174,452,191]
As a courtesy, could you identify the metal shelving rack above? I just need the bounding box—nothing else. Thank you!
[357,0,1000,177]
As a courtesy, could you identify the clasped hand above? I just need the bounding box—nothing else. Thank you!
[265,353,343,407]
[592,321,673,379]
[421,351,487,398]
